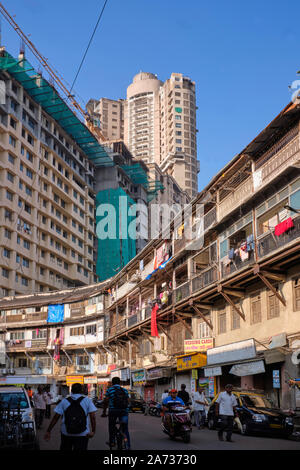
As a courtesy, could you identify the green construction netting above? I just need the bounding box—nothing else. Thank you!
[121,163,164,201]
[0,52,113,167]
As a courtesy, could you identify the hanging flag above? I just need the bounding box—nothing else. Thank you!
[153,255,158,271]
[151,303,159,337]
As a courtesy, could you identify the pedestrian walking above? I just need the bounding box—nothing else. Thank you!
[32,385,47,429]
[44,382,97,450]
[192,389,207,429]
[215,384,238,442]
[177,384,190,405]
[161,389,169,403]
[44,385,53,419]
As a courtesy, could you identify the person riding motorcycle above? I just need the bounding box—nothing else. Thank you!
[162,389,190,436]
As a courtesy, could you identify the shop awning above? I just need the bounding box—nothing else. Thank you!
[229,360,265,376]
[204,357,264,377]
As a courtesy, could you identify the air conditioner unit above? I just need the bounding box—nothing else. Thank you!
[8,368,15,375]
[1,369,8,375]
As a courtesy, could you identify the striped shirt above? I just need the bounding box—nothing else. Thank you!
[105,385,129,412]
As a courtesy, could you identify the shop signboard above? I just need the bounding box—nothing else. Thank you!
[85,305,96,315]
[66,375,84,385]
[209,377,215,397]
[132,369,146,384]
[192,369,198,380]
[111,370,121,379]
[84,376,97,384]
[177,353,206,371]
[184,339,214,353]
[97,364,109,375]
[204,366,222,377]
[273,370,281,389]
[107,364,116,374]
[120,368,130,381]
[207,339,256,366]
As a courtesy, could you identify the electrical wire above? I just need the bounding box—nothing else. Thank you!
[70,0,109,93]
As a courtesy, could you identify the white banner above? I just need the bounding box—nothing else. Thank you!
[229,360,265,377]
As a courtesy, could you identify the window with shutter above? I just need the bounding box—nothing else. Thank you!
[293,279,300,311]
[251,294,261,324]
[267,291,280,319]
[231,307,241,330]
[199,321,210,338]
[218,312,226,334]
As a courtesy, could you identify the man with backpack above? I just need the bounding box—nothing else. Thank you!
[102,377,131,449]
[44,382,97,450]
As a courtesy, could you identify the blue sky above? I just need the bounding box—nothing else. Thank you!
[4,0,300,190]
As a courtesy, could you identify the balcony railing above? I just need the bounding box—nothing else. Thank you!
[173,281,190,303]
[174,236,186,254]
[191,266,218,293]
[128,314,138,328]
[26,312,48,322]
[257,215,300,259]
[221,250,255,279]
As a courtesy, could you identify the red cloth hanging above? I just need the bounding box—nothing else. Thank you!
[274,217,294,236]
[151,303,159,337]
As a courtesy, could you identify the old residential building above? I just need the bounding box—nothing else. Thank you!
[0,100,300,410]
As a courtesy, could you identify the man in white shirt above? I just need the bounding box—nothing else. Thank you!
[32,385,47,429]
[161,389,169,403]
[44,383,97,450]
[192,390,207,429]
[215,384,238,442]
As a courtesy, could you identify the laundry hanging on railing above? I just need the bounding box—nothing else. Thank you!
[274,217,294,236]
[151,303,159,337]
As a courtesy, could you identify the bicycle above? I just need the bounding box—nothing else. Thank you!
[106,416,130,450]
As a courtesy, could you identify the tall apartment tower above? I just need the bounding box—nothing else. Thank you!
[123,72,199,198]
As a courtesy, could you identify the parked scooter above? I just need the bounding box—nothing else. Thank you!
[162,403,192,443]
[149,400,162,417]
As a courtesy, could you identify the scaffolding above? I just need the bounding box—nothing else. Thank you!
[0,51,113,167]
[121,163,164,202]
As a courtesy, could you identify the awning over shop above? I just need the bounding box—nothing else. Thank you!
[204,357,265,377]
[176,352,206,371]
[207,339,257,366]
[229,360,265,376]
[264,349,286,364]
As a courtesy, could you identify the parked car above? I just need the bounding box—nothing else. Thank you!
[0,386,39,449]
[207,389,294,438]
[190,396,213,426]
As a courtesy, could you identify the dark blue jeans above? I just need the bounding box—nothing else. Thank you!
[218,415,234,440]
[108,409,131,448]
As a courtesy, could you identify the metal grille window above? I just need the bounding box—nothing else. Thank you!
[32,329,47,339]
[10,331,24,340]
[251,294,262,324]
[218,312,227,334]
[267,291,280,319]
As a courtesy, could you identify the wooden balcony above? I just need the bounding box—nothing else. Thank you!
[257,215,300,259]
[173,281,190,304]
[191,266,218,293]
[221,251,255,279]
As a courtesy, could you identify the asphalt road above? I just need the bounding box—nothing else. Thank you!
[37,408,300,451]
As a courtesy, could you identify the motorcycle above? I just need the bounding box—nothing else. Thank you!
[161,404,192,443]
[148,401,162,417]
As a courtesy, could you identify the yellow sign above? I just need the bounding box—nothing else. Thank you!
[66,375,84,385]
[177,353,207,371]
[184,339,214,353]
[192,369,198,379]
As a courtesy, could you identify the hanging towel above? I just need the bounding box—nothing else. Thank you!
[223,255,231,266]
[274,217,294,236]
[279,209,288,222]
[228,248,235,260]
[240,242,247,252]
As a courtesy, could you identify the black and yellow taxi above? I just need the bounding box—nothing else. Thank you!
[207,389,294,437]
